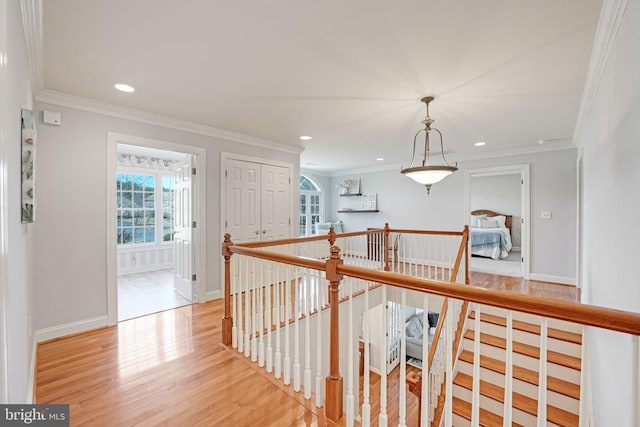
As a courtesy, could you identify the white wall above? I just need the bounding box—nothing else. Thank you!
[470,173,522,247]
[33,102,299,332]
[574,1,640,424]
[0,0,35,402]
[330,149,577,280]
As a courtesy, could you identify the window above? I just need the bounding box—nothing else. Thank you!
[299,175,322,236]
[116,173,174,245]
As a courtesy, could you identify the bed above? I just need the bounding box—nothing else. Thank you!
[469,209,513,260]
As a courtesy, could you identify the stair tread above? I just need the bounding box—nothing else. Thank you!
[464,330,581,371]
[469,311,582,344]
[452,396,525,427]
[454,372,579,426]
[459,350,580,400]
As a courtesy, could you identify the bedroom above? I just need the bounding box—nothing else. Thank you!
[468,169,524,278]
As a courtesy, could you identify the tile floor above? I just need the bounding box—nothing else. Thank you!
[118,269,191,321]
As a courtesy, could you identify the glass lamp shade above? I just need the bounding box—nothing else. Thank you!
[400,165,458,185]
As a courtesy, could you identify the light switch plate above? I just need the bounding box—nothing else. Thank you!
[541,211,552,219]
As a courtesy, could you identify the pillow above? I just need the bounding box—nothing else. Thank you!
[470,214,486,228]
[481,219,499,228]
[331,221,344,233]
[405,315,423,338]
[493,215,507,229]
[427,311,440,328]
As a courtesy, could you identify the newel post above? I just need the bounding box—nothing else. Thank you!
[221,233,233,345]
[325,245,344,422]
[383,222,390,271]
[463,225,470,285]
[328,225,337,246]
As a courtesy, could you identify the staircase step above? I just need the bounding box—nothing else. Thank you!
[454,372,579,426]
[469,311,582,344]
[459,350,580,400]
[452,396,524,427]
[479,304,583,334]
[464,330,581,371]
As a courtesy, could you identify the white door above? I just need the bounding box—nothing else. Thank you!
[226,159,262,243]
[225,159,290,243]
[174,157,194,302]
[261,164,290,241]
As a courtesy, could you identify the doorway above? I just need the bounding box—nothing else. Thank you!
[464,165,530,279]
[106,133,207,325]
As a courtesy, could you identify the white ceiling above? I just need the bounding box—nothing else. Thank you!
[42,0,602,173]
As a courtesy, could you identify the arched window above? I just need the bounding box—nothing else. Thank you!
[299,175,322,236]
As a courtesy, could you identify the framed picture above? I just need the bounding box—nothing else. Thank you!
[337,177,361,195]
[361,193,377,210]
[21,109,36,223]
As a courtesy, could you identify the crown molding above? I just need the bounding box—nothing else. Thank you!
[325,142,576,177]
[36,89,305,155]
[20,0,44,96]
[573,0,629,145]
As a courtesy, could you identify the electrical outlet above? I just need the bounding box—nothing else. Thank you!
[541,211,552,220]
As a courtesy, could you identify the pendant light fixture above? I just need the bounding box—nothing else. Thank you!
[400,96,457,194]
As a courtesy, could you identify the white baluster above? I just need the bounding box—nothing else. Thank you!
[471,304,480,427]
[266,262,273,373]
[304,269,312,399]
[346,280,355,427]
[379,285,388,427]
[537,317,548,426]
[315,269,323,407]
[238,257,253,357]
[258,260,265,367]
[399,290,407,427]
[421,294,430,427]
[362,278,371,427]
[504,310,513,425]
[232,255,238,348]
[293,269,301,392]
[251,259,259,362]
[284,265,291,385]
[445,299,453,427]
[274,262,281,379]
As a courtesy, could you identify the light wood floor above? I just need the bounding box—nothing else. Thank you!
[35,274,578,426]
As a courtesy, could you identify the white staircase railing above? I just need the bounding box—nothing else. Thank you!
[221,225,640,426]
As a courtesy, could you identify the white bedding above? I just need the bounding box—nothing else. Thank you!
[470,227,513,260]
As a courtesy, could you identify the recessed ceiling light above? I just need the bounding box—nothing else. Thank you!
[376,157,384,161]
[474,141,486,146]
[114,83,135,93]
[300,135,312,141]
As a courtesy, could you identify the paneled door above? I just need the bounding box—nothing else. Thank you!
[174,157,194,302]
[261,164,290,241]
[225,158,291,243]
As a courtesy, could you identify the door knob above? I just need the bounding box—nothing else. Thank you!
[254,230,260,235]
[262,230,267,234]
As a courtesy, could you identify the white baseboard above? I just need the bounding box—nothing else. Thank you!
[206,290,223,301]
[35,315,109,343]
[529,273,576,286]
[512,246,521,251]
[27,336,36,404]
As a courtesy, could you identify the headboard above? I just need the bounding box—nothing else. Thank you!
[471,209,513,231]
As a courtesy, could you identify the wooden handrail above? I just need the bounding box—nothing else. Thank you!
[334,264,640,335]
[388,229,465,236]
[229,245,326,271]
[234,227,463,249]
